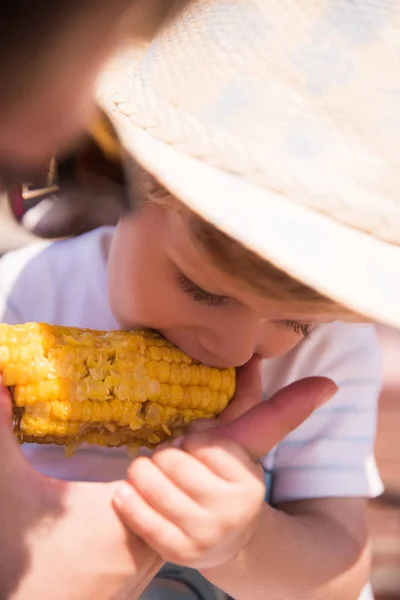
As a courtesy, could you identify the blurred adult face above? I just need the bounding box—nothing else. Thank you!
[0,0,175,186]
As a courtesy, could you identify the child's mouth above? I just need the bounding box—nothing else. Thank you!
[150,328,236,369]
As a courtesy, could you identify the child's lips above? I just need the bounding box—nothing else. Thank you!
[155,330,234,368]
[188,346,256,369]
[150,328,261,369]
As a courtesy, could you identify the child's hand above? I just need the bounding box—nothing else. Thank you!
[113,429,266,569]
[113,368,337,569]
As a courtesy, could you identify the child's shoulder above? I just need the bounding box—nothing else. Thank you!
[0,225,114,270]
[298,321,380,362]
[262,322,381,396]
[0,227,117,328]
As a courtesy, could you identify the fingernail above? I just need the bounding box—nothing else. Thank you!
[321,381,339,403]
[155,441,168,451]
[170,435,184,448]
[114,482,134,505]
[154,435,185,452]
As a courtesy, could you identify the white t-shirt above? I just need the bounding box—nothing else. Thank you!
[0,227,382,598]
[0,227,383,497]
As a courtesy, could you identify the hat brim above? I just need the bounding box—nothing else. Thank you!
[103,104,400,329]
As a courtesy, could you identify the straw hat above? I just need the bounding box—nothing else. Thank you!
[98,0,400,328]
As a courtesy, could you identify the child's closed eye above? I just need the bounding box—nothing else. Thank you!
[283,321,312,338]
[175,271,230,307]
[174,270,312,338]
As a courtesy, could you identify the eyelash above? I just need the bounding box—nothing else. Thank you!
[284,321,312,338]
[175,272,312,337]
[176,272,230,307]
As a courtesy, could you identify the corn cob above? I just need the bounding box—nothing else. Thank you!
[0,323,235,456]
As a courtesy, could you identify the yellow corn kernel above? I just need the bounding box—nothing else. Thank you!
[3,323,236,454]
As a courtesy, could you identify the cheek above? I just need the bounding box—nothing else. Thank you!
[107,224,190,329]
[107,234,157,326]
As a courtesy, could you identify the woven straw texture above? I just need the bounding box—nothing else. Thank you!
[105,0,400,245]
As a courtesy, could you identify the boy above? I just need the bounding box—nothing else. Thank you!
[0,162,382,600]
[2,0,400,598]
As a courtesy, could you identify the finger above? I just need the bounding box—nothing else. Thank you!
[126,457,209,533]
[167,356,262,437]
[183,418,217,436]
[183,432,262,482]
[113,481,198,564]
[0,382,32,474]
[152,446,229,505]
[0,382,20,455]
[192,377,338,462]
[0,380,12,426]
[219,355,262,422]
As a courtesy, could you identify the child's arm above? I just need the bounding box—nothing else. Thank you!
[113,377,343,595]
[201,497,369,600]
[115,324,380,600]
[114,416,368,600]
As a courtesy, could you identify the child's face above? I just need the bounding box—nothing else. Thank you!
[108,205,343,368]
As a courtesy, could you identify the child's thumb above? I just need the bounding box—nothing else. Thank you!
[0,381,12,427]
[0,381,23,462]
[218,355,263,422]
[181,356,263,438]
[201,377,338,461]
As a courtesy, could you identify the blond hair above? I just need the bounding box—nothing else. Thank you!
[131,160,358,318]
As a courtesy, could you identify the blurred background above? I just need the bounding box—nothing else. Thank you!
[372,327,400,600]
